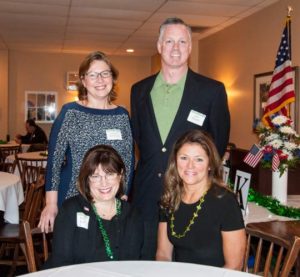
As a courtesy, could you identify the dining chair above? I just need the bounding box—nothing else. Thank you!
[27,143,47,152]
[0,176,45,276]
[2,160,17,174]
[15,154,47,198]
[243,220,300,277]
[22,220,52,273]
[222,165,230,185]
[0,145,21,172]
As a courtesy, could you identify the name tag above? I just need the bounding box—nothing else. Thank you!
[106,129,122,140]
[77,212,89,229]
[187,110,206,126]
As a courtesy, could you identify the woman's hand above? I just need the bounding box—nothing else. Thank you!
[121,195,128,201]
[38,203,58,233]
[38,191,58,233]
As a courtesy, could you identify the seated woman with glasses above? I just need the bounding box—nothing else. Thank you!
[39,51,134,233]
[156,130,245,270]
[44,144,144,268]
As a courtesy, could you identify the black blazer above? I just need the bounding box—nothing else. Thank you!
[130,69,230,220]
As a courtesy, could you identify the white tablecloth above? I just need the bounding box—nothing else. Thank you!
[20,261,256,277]
[0,141,30,153]
[244,195,300,225]
[0,171,24,223]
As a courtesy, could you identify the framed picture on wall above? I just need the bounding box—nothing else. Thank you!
[253,66,299,132]
[25,91,58,123]
[66,71,79,91]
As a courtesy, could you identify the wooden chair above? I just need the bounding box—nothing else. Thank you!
[243,220,300,277]
[222,165,230,185]
[0,145,21,172]
[22,220,51,272]
[15,153,47,170]
[22,220,52,272]
[0,177,45,276]
[16,154,46,198]
[2,160,17,174]
[27,143,47,152]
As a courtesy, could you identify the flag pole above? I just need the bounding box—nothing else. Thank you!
[287,6,293,118]
[287,6,292,59]
[262,7,295,127]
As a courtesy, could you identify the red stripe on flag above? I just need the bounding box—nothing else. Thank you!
[262,17,295,127]
[272,153,280,171]
[243,145,263,168]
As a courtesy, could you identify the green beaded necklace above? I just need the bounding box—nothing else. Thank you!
[92,198,121,260]
[170,191,207,239]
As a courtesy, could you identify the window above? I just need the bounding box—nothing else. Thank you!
[25,91,57,123]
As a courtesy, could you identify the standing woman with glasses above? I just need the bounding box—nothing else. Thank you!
[43,145,144,268]
[39,51,134,233]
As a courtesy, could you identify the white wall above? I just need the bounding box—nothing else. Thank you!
[197,0,300,149]
[7,51,151,139]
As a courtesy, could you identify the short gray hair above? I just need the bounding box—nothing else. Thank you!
[158,17,192,42]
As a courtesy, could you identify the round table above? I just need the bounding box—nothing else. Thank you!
[0,171,24,223]
[14,151,48,161]
[21,261,256,276]
[0,141,30,153]
[6,151,48,176]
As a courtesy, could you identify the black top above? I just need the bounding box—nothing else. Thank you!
[21,126,48,144]
[160,185,244,267]
[44,195,144,269]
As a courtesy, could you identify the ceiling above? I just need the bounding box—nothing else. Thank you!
[0,0,280,56]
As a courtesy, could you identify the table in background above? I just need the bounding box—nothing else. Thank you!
[230,148,300,195]
[6,151,48,176]
[20,261,256,277]
[9,151,48,163]
[246,220,300,277]
[244,195,300,225]
[0,141,30,153]
[0,171,24,223]
[245,197,300,277]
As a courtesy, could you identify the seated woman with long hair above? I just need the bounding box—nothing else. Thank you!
[156,129,245,270]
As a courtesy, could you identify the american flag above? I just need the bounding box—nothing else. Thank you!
[262,17,295,126]
[272,152,280,171]
[243,144,264,168]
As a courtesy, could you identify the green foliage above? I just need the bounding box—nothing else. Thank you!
[248,188,300,219]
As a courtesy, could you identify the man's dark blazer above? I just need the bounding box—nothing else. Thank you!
[130,69,230,220]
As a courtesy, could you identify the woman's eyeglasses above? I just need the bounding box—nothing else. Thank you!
[85,70,112,81]
[89,172,118,183]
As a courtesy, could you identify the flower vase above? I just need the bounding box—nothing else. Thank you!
[272,170,288,204]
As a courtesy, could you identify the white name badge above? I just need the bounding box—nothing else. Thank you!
[187,110,206,126]
[77,212,90,229]
[106,129,122,140]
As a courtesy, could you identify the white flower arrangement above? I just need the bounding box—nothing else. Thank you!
[255,115,300,175]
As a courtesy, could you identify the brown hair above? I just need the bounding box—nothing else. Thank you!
[77,144,125,202]
[76,51,119,102]
[161,129,224,212]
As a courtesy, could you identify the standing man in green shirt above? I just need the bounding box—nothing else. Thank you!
[130,17,230,260]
